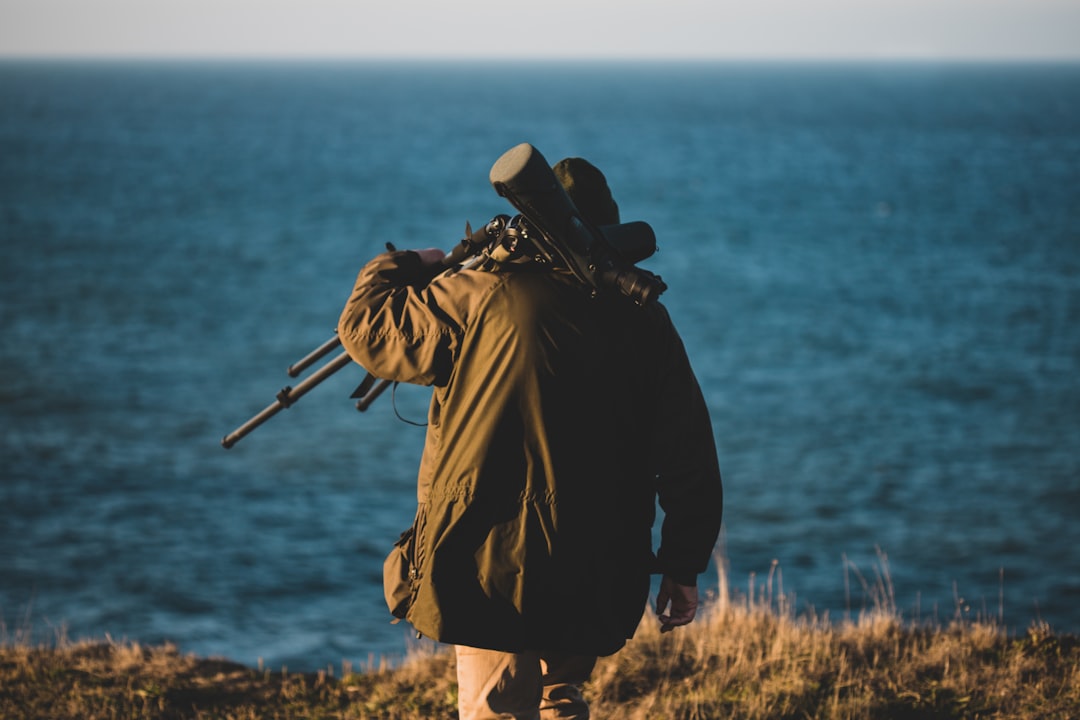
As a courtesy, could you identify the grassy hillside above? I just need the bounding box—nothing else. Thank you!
[3,567,1078,719]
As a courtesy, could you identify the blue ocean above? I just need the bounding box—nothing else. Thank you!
[2,60,1078,671]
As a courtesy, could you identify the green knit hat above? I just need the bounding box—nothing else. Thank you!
[552,157,620,227]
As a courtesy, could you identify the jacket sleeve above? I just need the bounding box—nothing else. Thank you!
[337,250,461,386]
[650,311,724,585]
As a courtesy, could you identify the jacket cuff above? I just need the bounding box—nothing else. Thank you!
[666,571,698,587]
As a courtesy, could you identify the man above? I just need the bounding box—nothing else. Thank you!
[338,150,723,719]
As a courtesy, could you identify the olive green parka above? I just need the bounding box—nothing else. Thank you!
[338,250,722,656]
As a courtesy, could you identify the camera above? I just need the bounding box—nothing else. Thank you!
[488,143,667,306]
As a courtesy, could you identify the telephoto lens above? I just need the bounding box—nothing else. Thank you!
[600,265,667,306]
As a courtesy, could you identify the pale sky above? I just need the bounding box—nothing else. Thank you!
[1,0,1078,60]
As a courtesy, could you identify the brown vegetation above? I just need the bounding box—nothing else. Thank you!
[3,565,1078,719]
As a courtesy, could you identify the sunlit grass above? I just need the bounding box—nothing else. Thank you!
[3,557,1078,719]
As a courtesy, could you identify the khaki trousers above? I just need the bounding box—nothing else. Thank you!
[455,645,598,720]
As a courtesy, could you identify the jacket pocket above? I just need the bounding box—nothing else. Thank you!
[383,524,415,619]
[382,504,428,620]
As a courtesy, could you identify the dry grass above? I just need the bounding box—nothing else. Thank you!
[584,577,1080,719]
[3,561,1078,719]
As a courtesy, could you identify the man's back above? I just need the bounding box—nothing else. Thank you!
[339,250,721,656]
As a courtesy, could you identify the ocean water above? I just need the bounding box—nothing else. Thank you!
[1,60,1078,671]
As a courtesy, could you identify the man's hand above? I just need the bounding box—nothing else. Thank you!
[414,248,447,266]
[656,576,699,633]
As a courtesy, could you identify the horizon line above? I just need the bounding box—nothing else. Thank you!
[2,53,1080,64]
